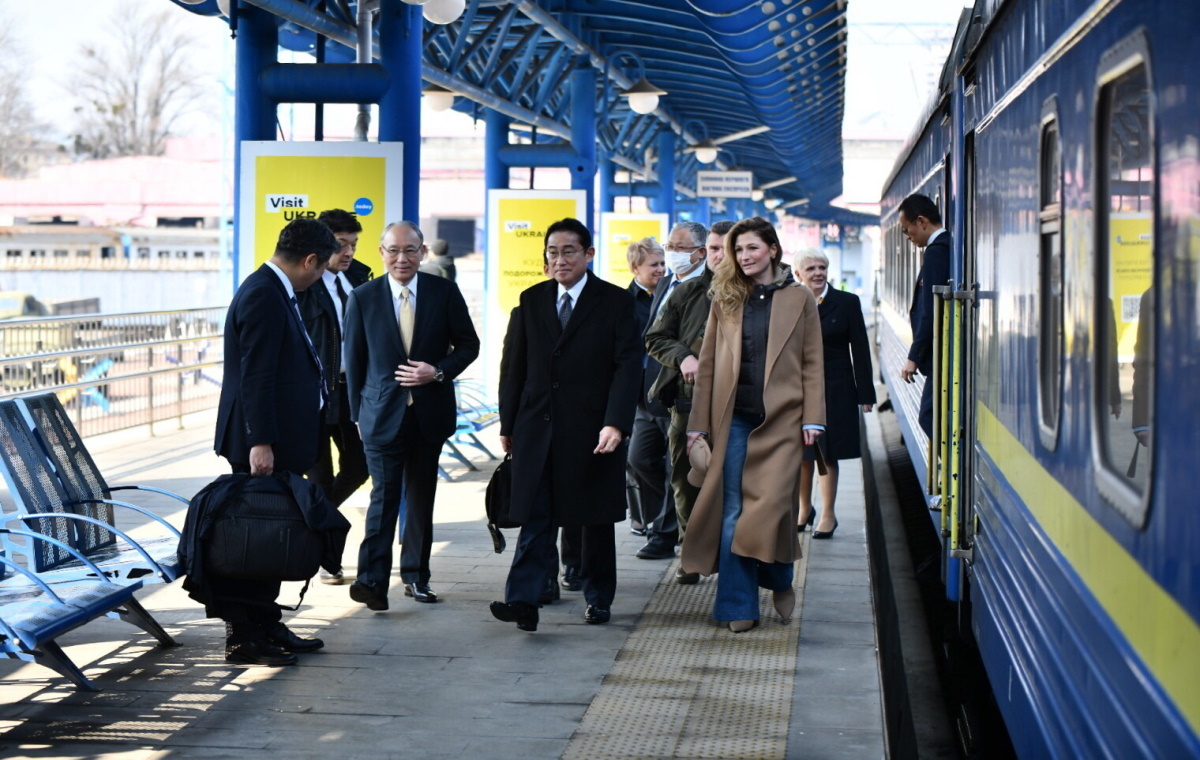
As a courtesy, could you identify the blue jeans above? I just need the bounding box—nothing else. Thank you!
[713,412,795,622]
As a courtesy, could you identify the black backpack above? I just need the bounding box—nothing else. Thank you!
[205,474,323,582]
[485,455,519,552]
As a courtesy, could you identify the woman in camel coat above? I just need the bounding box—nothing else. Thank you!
[682,217,825,632]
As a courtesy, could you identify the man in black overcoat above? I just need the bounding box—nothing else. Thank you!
[899,193,951,438]
[344,221,480,611]
[491,218,641,631]
[213,216,338,666]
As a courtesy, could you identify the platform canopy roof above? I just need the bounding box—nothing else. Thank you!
[174,0,858,222]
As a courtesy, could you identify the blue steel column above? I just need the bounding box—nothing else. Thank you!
[656,129,676,223]
[695,197,711,225]
[482,106,511,266]
[233,4,278,285]
[378,1,422,223]
[599,154,615,214]
[569,56,596,230]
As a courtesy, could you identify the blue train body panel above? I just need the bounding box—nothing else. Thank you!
[878,0,1200,755]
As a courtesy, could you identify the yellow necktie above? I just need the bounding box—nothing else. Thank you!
[399,287,414,352]
[818,296,824,304]
[399,287,415,406]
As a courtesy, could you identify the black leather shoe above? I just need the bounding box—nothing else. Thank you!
[349,581,389,611]
[404,583,439,603]
[538,577,561,604]
[584,605,611,625]
[225,639,298,666]
[265,623,324,653]
[490,601,539,631]
[675,568,700,585]
[560,566,582,591]
[636,538,676,560]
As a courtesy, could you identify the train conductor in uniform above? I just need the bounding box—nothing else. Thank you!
[213,216,339,666]
[344,221,480,611]
[491,217,642,632]
[898,193,951,439]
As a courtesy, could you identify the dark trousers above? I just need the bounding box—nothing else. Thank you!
[207,462,282,640]
[506,472,616,609]
[668,408,701,540]
[561,526,581,570]
[357,413,442,591]
[626,406,677,542]
[918,367,934,438]
[306,382,370,508]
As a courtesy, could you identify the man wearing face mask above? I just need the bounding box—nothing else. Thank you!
[646,219,733,583]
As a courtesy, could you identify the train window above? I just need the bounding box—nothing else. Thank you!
[138,247,150,259]
[76,249,91,258]
[1095,56,1154,520]
[1038,115,1064,444]
[6,250,20,258]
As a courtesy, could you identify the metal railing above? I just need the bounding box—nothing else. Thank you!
[0,308,225,437]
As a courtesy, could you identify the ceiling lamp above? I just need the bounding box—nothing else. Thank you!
[691,139,719,164]
[751,189,765,202]
[765,197,783,210]
[605,51,667,115]
[401,0,433,4]
[423,0,465,25]
[422,83,456,111]
[622,78,666,115]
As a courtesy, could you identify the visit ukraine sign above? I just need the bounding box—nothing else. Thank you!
[237,141,404,284]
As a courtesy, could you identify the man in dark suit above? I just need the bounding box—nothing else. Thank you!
[491,218,641,632]
[297,209,371,585]
[899,193,951,438]
[213,216,339,666]
[344,221,480,611]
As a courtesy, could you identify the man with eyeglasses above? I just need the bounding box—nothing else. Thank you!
[491,218,641,632]
[646,219,734,583]
[296,209,371,586]
[627,221,709,564]
[343,221,480,612]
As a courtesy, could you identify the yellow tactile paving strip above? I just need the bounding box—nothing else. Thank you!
[564,546,809,760]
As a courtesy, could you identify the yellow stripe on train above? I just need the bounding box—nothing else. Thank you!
[976,403,1200,737]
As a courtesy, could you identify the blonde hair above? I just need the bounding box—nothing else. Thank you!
[626,236,664,271]
[710,217,783,318]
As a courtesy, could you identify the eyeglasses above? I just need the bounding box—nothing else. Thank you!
[664,244,701,253]
[546,248,585,262]
[383,246,423,260]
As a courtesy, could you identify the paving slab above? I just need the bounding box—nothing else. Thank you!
[0,408,887,759]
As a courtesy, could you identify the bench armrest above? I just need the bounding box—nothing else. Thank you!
[0,527,112,580]
[67,498,182,539]
[17,512,172,579]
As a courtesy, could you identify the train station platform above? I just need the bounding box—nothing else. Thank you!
[0,410,886,759]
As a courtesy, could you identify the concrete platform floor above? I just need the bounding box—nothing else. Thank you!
[0,410,884,759]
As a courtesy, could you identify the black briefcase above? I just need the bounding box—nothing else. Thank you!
[205,475,323,582]
[485,455,520,553]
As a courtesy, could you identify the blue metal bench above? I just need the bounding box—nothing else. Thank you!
[437,381,500,481]
[0,530,177,690]
[0,400,181,584]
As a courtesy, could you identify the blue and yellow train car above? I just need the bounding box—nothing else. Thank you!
[878,0,1200,755]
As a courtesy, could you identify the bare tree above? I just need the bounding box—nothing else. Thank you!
[71,5,206,159]
[0,15,47,177]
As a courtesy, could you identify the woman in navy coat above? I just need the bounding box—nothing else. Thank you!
[793,250,876,538]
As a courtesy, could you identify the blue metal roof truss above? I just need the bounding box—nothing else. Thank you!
[175,0,851,215]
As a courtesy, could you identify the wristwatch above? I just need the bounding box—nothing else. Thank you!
[434,366,445,383]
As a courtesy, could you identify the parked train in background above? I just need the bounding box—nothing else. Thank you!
[0,225,223,270]
[876,0,1199,757]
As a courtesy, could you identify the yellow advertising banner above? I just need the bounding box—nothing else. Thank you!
[483,190,587,389]
[237,142,404,285]
[598,213,669,286]
[488,191,587,313]
[1109,214,1153,358]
